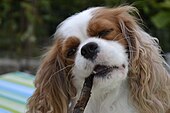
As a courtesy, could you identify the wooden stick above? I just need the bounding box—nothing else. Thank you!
[73,74,94,113]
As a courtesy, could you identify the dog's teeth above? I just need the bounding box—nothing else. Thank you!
[93,71,97,74]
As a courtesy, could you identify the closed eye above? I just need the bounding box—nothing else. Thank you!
[63,36,80,59]
[98,29,113,38]
[67,46,78,58]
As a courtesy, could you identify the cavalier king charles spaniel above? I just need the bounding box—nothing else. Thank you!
[27,5,170,113]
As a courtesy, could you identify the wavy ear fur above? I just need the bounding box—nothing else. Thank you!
[27,38,76,113]
[115,6,170,113]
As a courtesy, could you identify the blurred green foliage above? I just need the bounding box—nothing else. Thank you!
[0,0,170,58]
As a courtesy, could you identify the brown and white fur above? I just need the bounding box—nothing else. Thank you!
[27,5,170,113]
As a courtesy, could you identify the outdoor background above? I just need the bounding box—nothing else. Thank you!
[0,0,170,75]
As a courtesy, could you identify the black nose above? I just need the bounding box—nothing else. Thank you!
[81,42,99,60]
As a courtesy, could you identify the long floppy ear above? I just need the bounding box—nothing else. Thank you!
[114,6,170,113]
[27,38,76,113]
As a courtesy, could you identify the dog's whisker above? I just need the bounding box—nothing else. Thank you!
[44,64,74,87]
[112,33,122,40]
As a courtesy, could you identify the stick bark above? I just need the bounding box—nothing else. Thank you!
[73,74,94,113]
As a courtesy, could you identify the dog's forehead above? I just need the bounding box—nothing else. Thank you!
[54,7,101,42]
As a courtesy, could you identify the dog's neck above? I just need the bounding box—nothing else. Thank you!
[75,79,138,113]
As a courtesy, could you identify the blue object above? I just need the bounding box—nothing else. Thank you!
[0,72,35,113]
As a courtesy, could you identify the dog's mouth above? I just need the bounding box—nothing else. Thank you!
[91,64,123,77]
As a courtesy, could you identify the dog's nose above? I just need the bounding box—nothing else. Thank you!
[81,42,99,60]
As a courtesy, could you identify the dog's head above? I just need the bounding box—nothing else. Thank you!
[27,6,170,113]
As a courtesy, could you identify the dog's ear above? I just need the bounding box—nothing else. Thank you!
[27,38,76,113]
[113,6,170,113]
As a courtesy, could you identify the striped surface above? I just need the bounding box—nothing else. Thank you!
[0,72,35,113]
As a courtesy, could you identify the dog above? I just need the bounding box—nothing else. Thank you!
[27,5,170,113]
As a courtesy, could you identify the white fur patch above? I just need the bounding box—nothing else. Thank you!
[55,7,99,42]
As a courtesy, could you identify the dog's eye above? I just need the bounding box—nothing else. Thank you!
[67,47,77,57]
[98,29,113,38]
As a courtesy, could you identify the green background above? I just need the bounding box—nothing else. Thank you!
[0,0,170,58]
